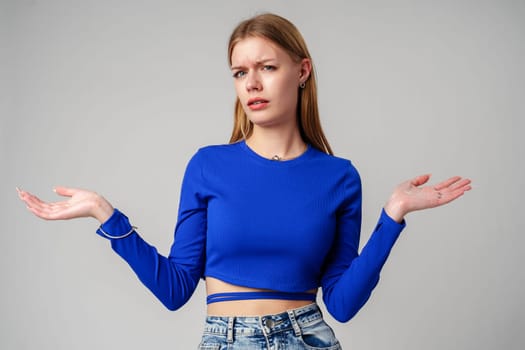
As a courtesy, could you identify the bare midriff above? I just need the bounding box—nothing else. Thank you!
[206,277,317,316]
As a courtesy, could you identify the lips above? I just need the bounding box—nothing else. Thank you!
[247,97,269,106]
[247,97,269,110]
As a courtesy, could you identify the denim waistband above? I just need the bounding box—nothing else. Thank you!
[203,303,323,340]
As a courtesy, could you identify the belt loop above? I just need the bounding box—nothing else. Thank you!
[287,309,301,337]
[227,316,234,344]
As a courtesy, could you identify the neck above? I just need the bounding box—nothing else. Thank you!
[246,124,306,161]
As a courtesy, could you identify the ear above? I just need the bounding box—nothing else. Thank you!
[299,58,312,84]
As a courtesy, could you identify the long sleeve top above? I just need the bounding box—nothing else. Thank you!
[97,141,405,322]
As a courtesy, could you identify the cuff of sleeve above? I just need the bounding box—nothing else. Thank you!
[380,208,407,231]
[96,208,136,240]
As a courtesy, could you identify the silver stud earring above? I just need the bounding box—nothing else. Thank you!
[299,82,306,89]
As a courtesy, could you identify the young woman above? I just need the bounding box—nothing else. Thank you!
[17,13,471,349]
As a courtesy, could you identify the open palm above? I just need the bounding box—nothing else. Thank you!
[17,187,113,223]
[385,174,472,222]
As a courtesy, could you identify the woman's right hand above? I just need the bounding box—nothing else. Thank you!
[17,186,114,224]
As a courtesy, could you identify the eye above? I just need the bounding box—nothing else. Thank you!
[232,70,246,79]
[262,65,276,71]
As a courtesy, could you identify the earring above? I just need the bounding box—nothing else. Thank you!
[299,82,306,89]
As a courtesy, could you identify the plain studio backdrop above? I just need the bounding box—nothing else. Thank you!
[1,0,523,349]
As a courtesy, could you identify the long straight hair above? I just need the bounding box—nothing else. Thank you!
[227,13,333,155]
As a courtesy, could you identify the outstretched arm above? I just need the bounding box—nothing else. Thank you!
[16,150,209,311]
[322,171,472,322]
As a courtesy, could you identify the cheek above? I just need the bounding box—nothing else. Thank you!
[274,77,299,107]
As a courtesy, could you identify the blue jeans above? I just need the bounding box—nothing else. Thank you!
[198,303,342,349]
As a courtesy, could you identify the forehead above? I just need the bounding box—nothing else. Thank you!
[230,36,293,67]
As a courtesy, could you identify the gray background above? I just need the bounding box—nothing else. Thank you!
[2,0,524,349]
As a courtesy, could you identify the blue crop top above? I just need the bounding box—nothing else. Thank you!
[97,141,405,322]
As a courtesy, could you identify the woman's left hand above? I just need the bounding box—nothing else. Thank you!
[384,174,472,223]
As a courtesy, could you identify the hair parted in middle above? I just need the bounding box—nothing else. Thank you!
[227,13,333,155]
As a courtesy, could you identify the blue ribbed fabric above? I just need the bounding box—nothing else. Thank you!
[99,141,405,322]
[206,291,317,304]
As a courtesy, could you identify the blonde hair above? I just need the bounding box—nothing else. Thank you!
[227,13,333,155]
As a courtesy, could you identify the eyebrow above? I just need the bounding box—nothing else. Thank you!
[231,58,278,71]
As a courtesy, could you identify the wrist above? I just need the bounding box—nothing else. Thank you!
[91,195,114,224]
[384,197,407,223]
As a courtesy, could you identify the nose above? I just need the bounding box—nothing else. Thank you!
[246,71,262,92]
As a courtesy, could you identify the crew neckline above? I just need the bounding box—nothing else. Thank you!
[239,140,314,167]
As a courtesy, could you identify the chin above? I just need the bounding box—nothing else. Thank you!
[247,113,292,129]
[249,118,283,129]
